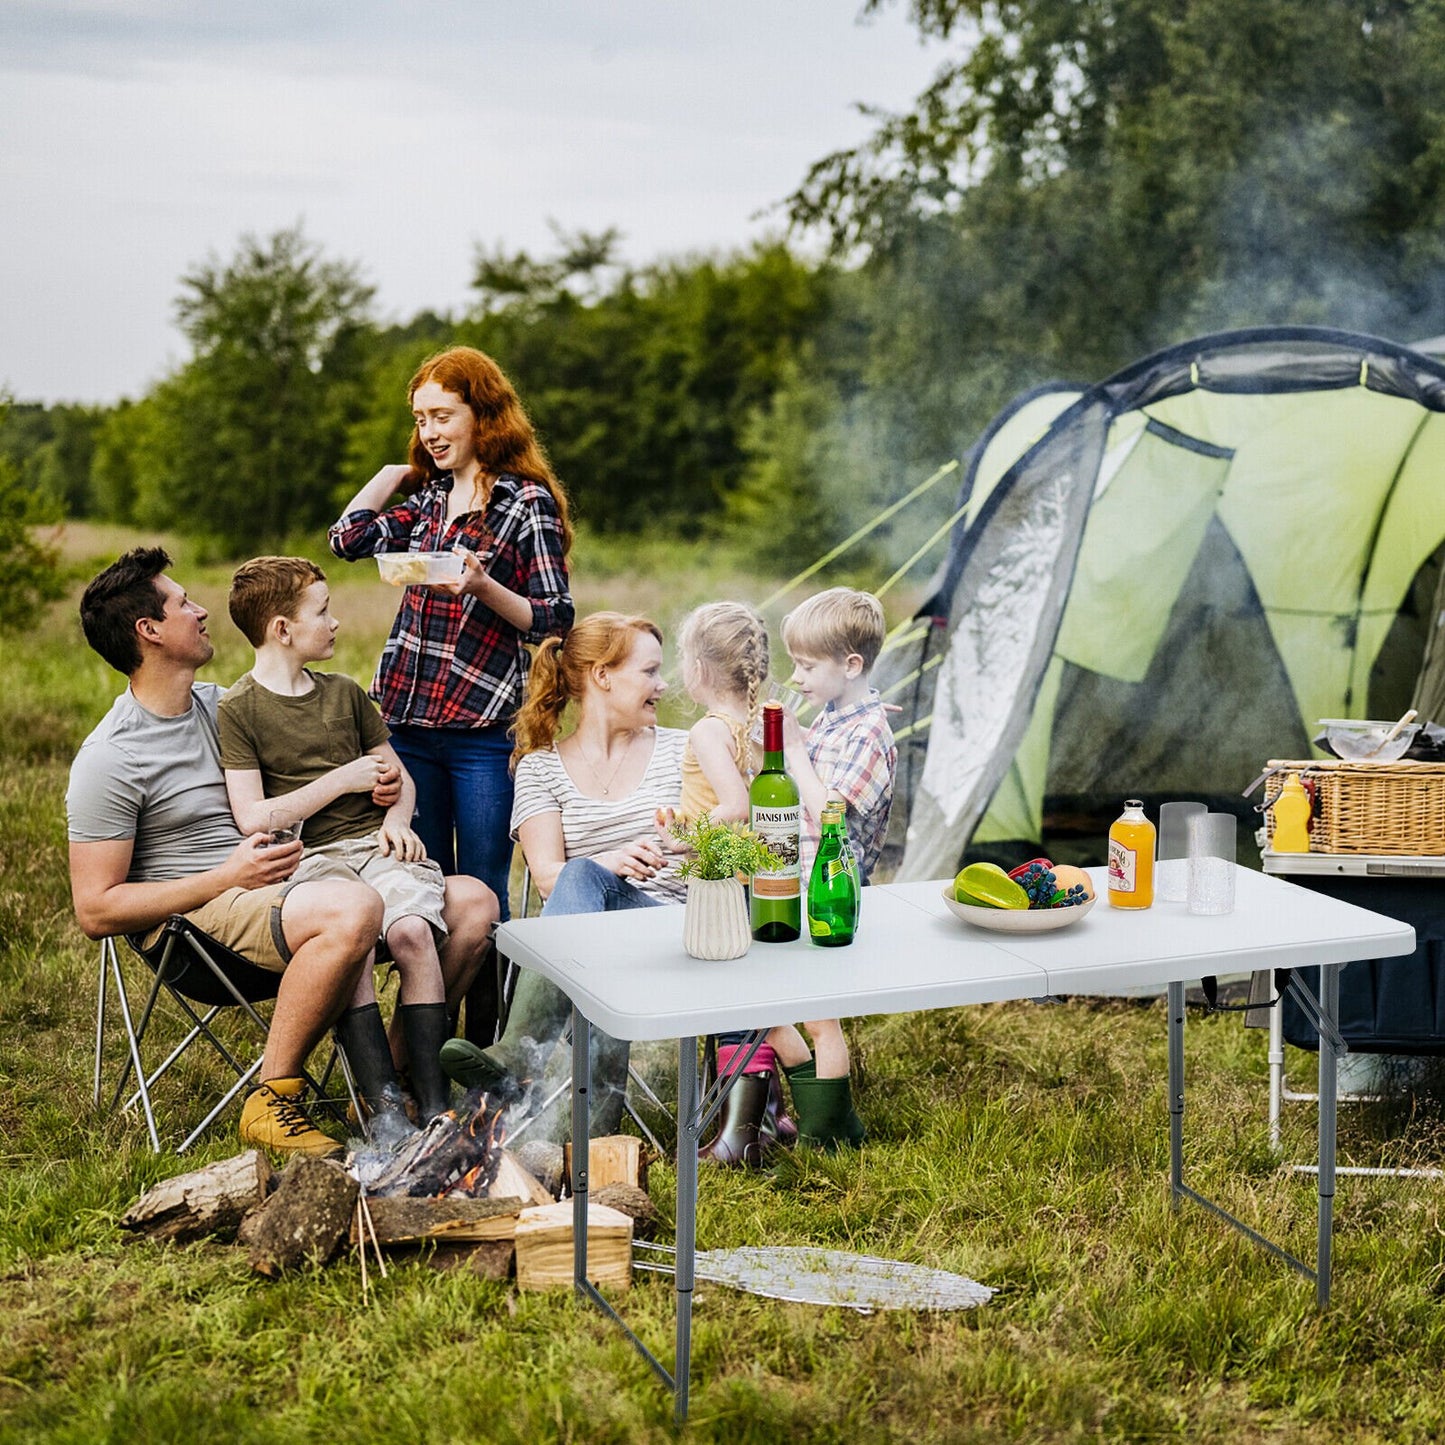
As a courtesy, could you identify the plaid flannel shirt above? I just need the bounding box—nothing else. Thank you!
[802,690,897,881]
[328,472,573,728]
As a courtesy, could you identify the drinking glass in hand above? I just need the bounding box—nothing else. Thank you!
[265,809,303,847]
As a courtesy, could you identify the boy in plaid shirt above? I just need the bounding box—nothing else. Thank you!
[769,589,896,1150]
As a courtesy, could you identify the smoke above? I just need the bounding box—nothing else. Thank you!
[1183,109,1445,343]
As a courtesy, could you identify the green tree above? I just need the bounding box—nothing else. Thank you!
[793,0,1445,360]
[0,402,64,634]
[143,224,376,552]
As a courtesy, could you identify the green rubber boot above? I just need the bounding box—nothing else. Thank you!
[783,1061,866,1151]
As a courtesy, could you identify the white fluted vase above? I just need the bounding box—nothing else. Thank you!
[683,877,752,961]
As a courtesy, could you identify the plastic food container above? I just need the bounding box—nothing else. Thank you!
[1318,718,1422,762]
[376,551,465,587]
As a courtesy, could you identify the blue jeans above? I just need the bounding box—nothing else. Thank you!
[390,722,515,919]
[498,858,661,1133]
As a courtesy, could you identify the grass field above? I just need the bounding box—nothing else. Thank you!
[4,524,1445,1443]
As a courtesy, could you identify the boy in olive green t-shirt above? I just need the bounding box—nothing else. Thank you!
[217,556,453,1127]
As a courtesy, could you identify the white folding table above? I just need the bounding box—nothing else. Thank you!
[494,865,1414,1424]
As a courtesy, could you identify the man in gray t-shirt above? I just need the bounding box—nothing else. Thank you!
[67,548,392,1158]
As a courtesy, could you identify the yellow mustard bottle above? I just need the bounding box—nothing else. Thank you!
[1272,772,1312,853]
[1108,799,1155,909]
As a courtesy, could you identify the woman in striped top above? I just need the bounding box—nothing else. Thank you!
[440,612,685,1134]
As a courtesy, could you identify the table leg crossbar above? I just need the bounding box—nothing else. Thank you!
[1168,967,1340,1305]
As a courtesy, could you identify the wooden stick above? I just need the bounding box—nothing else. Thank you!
[357,1198,369,1305]
[358,1192,388,1279]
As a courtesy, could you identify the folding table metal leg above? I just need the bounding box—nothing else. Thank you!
[1316,962,1339,1305]
[675,1034,699,1426]
[572,1008,590,1291]
[566,1007,676,1399]
[1168,980,1185,1201]
[1170,978,1316,1285]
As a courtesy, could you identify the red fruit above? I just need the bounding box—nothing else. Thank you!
[1007,857,1054,882]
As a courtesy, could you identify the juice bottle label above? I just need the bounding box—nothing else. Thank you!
[751,805,801,898]
[1107,837,1136,894]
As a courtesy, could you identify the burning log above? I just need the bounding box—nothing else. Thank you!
[121,1150,274,1245]
[511,1140,565,1198]
[245,1157,358,1277]
[365,1095,507,1198]
[487,1150,554,1208]
[513,1201,633,1292]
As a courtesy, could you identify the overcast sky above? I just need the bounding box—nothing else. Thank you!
[0,2,944,406]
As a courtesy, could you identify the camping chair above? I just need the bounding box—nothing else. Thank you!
[1261,971,1445,1181]
[93,915,362,1154]
[496,860,673,1153]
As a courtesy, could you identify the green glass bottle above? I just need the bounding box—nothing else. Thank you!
[749,701,801,942]
[838,808,862,935]
[807,802,858,947]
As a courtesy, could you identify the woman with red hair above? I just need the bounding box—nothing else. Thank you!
[330,346,574,1042]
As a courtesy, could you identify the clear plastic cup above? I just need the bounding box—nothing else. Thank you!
[1187,812,1236,915]
[1157,801,1206,903]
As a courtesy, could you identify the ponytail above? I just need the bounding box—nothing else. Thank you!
[511,637,570,764]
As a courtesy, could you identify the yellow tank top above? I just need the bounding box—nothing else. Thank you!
[678,711,752,822]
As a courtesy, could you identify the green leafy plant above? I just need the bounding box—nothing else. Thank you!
[670,811,781,881]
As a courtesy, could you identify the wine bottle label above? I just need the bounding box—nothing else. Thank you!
[751,804,801,897]
[1107,838,1136,893]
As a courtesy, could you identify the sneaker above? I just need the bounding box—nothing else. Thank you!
[240,1078,342,1158]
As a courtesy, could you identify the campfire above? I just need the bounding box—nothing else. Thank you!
[118,1087,655,1294]
[354,1087,508,1198]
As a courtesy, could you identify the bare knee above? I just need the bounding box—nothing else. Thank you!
[385,914,437,967]
[285,879,383,960]
[442,875,500,945]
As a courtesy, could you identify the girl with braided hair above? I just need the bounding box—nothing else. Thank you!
[673,602,770,825]
[667,602,804,1165]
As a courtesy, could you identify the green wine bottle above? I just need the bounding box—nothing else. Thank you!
[749,701,801,942]
[807,802,858,947]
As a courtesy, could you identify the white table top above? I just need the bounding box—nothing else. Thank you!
[494,866,1416,1041]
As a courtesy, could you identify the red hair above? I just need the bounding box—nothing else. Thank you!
[407,346,573,552]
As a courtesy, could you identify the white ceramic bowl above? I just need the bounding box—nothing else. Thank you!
[1318,718,1421,762]
[940,886,1096,933]
[376,551,466,587]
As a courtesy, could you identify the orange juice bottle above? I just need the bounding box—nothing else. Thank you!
[1108,799,1155,909]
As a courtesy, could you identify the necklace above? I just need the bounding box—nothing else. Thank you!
[576,734,633,796]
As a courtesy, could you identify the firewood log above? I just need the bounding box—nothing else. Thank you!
[349,1195,522,1246]
[486,1150,553,1207]
[513,1200,632,1291]
[120,1150,274,1245]
[246,1157,357,1277]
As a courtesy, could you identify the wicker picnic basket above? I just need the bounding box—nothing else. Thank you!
[1263,758,1445,855]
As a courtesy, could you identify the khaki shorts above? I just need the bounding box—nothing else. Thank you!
[294,833,449,943]
[146,882,294,972]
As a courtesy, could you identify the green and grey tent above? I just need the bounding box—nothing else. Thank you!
[881,327,1445,882]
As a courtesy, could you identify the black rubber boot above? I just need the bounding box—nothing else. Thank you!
[784,1061,866,1151]
[335,1003,418,1143]
[461,942,501,1047]
[399,1002,452,1123]
[699,1071,771,1168]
